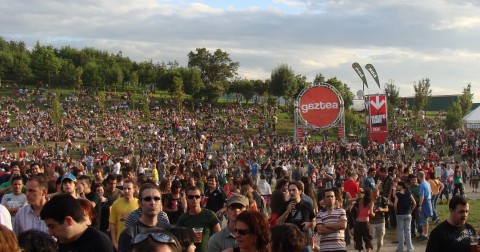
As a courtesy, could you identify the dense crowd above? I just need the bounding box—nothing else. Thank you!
[0,85,479,252]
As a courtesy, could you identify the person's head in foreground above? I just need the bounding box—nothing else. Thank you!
[234,210,270,252]
[131,229,181,252]
[449,195,470,227]
[269,223,306,252]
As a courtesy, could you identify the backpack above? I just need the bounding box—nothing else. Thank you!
[346,201,359,227]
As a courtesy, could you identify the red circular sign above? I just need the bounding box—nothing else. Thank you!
[298,85,341,128]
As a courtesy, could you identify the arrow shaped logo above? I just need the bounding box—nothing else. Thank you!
[370,96,385,110]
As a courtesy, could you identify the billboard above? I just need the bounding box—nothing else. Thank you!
[366,94,388,143]
[298,85,342,129]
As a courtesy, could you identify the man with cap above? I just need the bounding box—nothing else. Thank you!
[61,173,79,198]
[208,193,248,252]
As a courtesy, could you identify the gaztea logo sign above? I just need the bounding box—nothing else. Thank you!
[299,85,341,128]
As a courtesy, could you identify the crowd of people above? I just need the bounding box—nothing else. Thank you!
[0,85,479,251]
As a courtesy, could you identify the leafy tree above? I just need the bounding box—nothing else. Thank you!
[50,90,63,139]
[345,109,362,135]
[82,61,103,87]
[294,74,309,98]
[173,76,185,114]
[30,42,62,84]
[230,79,255,105]
[55,59,77,87]
[9,50,32,83]
[97,91,106,113]
[413,78,432,114]
[130,71,139,109]
[188,48,239,101]
[179,67,204,101]
[73,67,83,91]
[141,96,151,123]
[0,42,14,79]
[458,83,474,117]
[269,64,298,102]
[137,60,158,86]
[313,73,326,83]
[384,79,400,117]
[445,102,463,130]
[325,77,354,109]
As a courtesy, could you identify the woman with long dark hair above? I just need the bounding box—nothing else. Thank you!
[354,189,375,252]
[222,210,270,252]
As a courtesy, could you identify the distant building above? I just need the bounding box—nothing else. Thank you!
[400,94,479,112]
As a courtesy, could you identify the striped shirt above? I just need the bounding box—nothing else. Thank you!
[14,204,48,235]
[316,207,347,251]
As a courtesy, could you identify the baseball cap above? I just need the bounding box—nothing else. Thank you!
[61,173,76,182]
[227,194,249,207]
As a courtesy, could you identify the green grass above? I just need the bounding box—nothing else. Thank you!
[383,199,480,244]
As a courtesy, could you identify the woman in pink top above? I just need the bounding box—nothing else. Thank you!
[354,189,375,252]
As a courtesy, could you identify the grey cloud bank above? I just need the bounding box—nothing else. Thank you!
[1,0,480,101]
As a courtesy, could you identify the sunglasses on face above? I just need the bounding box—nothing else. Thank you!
[131,232,177,246]
[234,229,251,236]
[188,195,201,199]
[142,196,161,202]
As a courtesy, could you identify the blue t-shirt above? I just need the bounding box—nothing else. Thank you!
[419,180,432,200]
[251,163,259,177]
[364,177,376,190]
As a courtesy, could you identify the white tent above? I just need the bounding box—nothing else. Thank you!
[463,106,480,129]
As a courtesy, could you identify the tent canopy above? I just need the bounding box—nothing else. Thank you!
[463,106,480,128]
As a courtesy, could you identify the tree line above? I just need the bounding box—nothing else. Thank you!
[0,37,474,131]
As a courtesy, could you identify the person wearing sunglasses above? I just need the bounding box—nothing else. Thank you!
[131,229,181,252]
[208,194,249,252]
[223,210,270,252]
[177,186,221,252]
[118,183,171,252]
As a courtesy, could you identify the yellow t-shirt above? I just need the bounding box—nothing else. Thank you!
[151,167,159,182]
[109,197,139,241]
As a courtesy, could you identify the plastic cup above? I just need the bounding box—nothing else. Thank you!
[193,227,203,243]
[172,200,178,211]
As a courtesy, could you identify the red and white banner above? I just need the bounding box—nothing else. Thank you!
[366,95,388,143]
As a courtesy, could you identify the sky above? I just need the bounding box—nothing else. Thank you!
[2,0,480,102]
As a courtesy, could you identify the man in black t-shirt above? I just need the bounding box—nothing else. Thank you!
[40,194,114,252]
[426,195,478,252]
[277,181,315,251]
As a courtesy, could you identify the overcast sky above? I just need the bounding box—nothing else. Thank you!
[2,0,480,102]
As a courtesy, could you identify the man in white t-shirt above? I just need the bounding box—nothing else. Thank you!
[1,175,27,217]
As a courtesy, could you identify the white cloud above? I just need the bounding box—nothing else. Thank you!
[1,0,480,102]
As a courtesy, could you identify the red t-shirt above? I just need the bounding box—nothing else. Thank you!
[344,179,360,198]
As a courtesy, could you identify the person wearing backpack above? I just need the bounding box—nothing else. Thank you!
[394,181,417,252]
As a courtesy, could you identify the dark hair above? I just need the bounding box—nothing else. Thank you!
[397,181,406,189]
[26,174,49,189]
[235,211,270,251]
[18,229,58,252]
[449,195,468,210]
[40,194,84,224]
[430,172,437,180]
[186,186,200,194]
[275,179,288,190]
[105,174,117,183]
[167,227,195,252]
[288,181,304,192]
[131,229,181,252]
[139,183,161,201]
[270,223,306,252]
[361,189,374,207]
[323,188,335,198]
[77,175,92,185]
[77,199,97,227]
[11,175,23,184]
[379,167,387,173]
